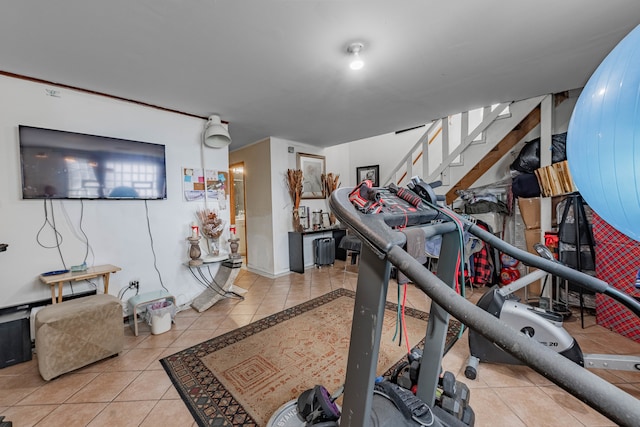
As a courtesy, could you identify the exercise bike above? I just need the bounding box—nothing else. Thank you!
[465,243,640,379]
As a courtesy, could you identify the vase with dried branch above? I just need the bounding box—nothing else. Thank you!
[196,209,225,255]
[322,172,340,225]
[286,169,304,232]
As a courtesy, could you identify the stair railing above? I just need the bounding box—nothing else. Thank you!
[382,102,511,188]
[425,102,511,184]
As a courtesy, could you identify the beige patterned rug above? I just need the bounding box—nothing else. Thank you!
[161,288,461,427]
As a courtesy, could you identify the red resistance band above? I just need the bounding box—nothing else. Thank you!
[349,180,384,214]
[387,182,423,208]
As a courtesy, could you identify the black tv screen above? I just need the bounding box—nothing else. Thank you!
[19,125,167,200]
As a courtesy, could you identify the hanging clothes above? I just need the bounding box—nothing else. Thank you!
[471,222,495,287]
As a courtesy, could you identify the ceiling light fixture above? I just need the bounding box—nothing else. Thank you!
[203,114,231,148]
[347,42,365,71]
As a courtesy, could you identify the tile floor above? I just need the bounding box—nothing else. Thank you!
[1,259,639,426]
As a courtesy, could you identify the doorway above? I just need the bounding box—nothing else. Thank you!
[229,162,247,259]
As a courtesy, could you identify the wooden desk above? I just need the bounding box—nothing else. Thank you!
[39,264,122,304]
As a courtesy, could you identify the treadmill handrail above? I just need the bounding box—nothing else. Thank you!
[385,244,640,427]
[466,221,640,317]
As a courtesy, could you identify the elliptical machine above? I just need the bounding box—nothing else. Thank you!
[465,243,640,379]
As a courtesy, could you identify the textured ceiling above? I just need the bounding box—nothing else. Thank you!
[1,1,639,150]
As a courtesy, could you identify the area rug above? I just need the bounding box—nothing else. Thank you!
[160,288,461,427]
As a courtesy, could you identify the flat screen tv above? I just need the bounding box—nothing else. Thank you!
[19,125,167,200]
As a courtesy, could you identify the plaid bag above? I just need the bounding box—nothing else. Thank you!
[593,213,640,343]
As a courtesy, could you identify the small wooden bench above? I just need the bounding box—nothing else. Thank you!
[39,264,121,304]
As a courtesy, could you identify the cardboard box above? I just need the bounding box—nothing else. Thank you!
[519,196,565,229]
[524,228,543,294]
[518,197,541,229]
[524,228,542,254]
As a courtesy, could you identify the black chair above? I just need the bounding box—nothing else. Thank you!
[339,234,362,265]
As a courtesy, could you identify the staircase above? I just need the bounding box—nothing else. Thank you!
[383,93,569,204]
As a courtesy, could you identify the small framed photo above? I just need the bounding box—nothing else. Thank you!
[297,153,326,199]
[356,165,380,187]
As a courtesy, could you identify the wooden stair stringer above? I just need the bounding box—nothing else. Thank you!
[444,106,541,204]
[443,92,569,204]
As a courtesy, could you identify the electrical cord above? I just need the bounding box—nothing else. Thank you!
[85,279,98,290]
[144,200,168,292]
[189,265,243,299]
[118,284,138,300]
[36,199,63,248]
[392,282,411,354]
[401,283,410,354]
[48,199,67,270]
[393,284,401,342]
[60,200,96,267]
[190,267,227,298]
[36,199,68,269]
[78,199,90,265]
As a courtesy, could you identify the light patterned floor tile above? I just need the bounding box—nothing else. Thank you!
[2,260,638,427]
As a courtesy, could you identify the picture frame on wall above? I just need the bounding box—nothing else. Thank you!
[297,153,326,199]
[356,165,380,187]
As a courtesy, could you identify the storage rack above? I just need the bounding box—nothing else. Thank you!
[557,193,595,328]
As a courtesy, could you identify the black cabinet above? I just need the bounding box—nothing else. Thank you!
[0,312,31,368]
[288,229,346,273]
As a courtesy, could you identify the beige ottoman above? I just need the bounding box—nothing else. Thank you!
[35,294,123,380]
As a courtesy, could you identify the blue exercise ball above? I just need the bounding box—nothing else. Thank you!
[567,25,640,242]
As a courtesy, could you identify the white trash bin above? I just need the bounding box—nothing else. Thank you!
[145,300,176,335]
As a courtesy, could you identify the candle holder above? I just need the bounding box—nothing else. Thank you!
[188,236,203,266]
[228,236,240,259]
[224,235,243,268]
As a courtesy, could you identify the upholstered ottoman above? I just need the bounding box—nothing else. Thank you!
[35,294,123,380]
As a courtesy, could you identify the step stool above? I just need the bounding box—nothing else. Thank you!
[128,290,176,336]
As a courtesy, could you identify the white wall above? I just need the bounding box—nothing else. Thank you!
[230,139,273,276]
[240,126,475,276]
[231,93,580,278]
[231,136,352,277]
[0,76,229,310]
[270,137,330,276]
[325,128,423,188]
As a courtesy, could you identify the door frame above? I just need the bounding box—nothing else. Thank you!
[229,162,247,259]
